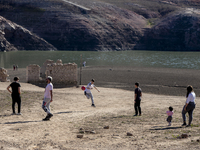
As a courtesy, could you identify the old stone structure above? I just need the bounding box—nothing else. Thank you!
[26,59,77,86]
[40,59,54,78]
[26,64,40,83]
[46,62,77,85]
[0,67,9,82]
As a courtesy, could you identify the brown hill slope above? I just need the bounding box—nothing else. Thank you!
[0,16,56,51]
[139,9,200,51]
[1,0,200,51]
[0,0,147,51]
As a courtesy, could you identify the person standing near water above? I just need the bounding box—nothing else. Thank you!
[182,85,196,127]
[83,61,86,67]
[7,77,21,115]
[13,64,15,71]
[42,76,53,121]
[134,82,142,116]
[16,65,18,70]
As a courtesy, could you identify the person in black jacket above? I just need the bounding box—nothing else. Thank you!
[134,82,142,116]
[7,77,21,115]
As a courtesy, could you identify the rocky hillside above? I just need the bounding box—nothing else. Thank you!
[0,0,147,51]
[139,9,200,51]
[0,16,56,51]
[0,0,200,51]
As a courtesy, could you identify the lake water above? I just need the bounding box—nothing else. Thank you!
[0,51,200,69]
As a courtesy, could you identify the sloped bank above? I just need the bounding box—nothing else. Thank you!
[0,16,56,51]
[0,0,147,51]
[138,9,200,51]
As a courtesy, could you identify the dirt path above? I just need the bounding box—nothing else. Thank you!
[0,82,200,149]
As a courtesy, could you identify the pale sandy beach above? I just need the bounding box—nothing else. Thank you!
[0,67,200,149]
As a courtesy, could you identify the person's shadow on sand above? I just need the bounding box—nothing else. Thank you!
[4,120,42,124]
[150,126,182,130]
[54,111,88,114]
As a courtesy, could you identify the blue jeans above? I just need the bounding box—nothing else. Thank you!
[182,102,195,125]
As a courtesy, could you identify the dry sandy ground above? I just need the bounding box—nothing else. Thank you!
[0,82,200,150]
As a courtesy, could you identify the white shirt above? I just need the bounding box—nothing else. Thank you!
[186,92,195,104]
[44,83,53,98]
[85,82,95,93]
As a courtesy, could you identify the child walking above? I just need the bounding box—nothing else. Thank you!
[166,106,174,126]
[84,79,100,107]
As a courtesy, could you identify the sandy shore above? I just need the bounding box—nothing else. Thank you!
[6,66,200,96]
[0,66,200,149]
[0,82,200,149]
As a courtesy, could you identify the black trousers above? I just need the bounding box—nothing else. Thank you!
[134,100,141,115]
[12,94,21,113]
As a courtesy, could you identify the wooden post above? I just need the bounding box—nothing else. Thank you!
[80,54,82,85]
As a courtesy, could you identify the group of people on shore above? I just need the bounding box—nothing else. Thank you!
[164,85,196,127]
[135,83,196,127]
[13,64,18,71]
[6,77,196,126]
[6,77,100,121]
[7,76,54,121]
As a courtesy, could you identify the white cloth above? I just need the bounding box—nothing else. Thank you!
[85,82,95,93]
[44,83,53,98]
[186,92,196,104]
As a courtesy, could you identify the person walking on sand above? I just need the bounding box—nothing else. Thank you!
[166,106,174,126]
[7,77,21,115]
[16,65,18,70]
[134,82,142,116]
[84,79,100,107]
[13,64,15,71]
[182,85,196,127]
[42,76,53,121]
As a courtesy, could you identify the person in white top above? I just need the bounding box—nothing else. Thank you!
[84,79,100,107]
[182,85,196,127]
[42,76,53,121]
[83,61,86,67]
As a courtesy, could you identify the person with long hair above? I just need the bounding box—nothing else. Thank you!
[182,85,196,127]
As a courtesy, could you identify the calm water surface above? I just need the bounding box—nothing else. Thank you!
[0,51,200,69]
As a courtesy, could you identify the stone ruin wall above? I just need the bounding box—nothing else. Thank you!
[26,64,40,83]
[40,59,54,78]
[26,59,77,86]
[0,67,9,82]
[46,61,77,85]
